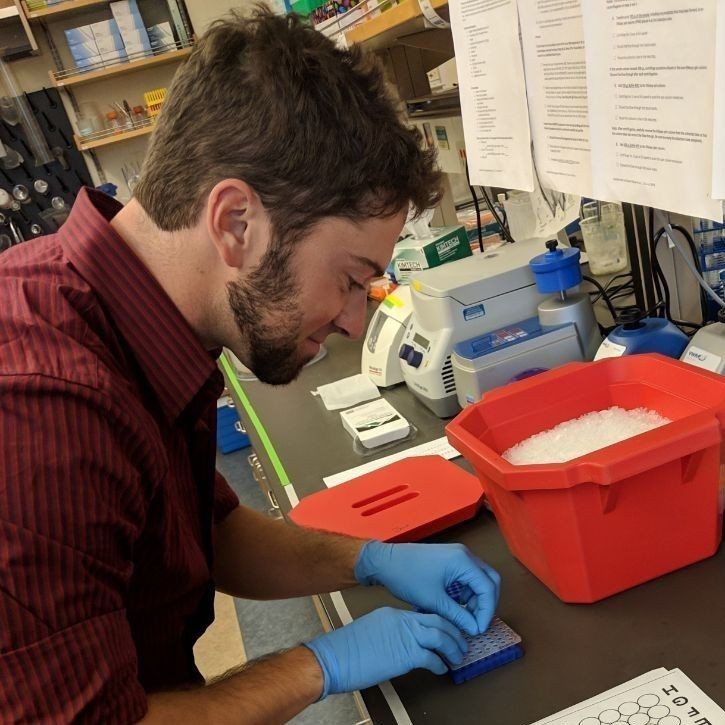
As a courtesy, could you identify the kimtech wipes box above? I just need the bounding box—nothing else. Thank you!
[392,225,471,284]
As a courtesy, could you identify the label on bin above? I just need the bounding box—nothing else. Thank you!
[682,345,722,373]
[594,338,626,361]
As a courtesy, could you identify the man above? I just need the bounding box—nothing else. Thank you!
[0,8,500,723]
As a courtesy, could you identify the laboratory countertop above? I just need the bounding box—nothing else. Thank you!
[222,304,725,725]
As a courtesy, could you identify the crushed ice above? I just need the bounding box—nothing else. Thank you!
[502,406,671,465]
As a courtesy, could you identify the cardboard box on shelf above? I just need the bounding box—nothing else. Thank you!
[121,30,152,54]
[76,49,129,69]
[110,0,152,52]
[89,27,125,55]
[147,22,176,53]
[90,19,120,38]
[113,13,147,35]
[64,26,94,47]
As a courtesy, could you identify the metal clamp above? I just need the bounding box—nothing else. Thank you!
[266,488,280,512]
[247,452,283,519]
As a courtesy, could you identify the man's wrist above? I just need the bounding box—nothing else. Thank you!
[286,646,325,703]
[354,540,391,586]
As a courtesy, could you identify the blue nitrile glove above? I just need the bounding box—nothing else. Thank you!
[354,541,501,637]
[305,607,468,698]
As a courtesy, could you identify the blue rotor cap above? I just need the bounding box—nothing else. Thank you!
[529,241,581,293]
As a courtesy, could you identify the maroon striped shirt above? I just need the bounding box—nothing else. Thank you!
[0,188,240,723]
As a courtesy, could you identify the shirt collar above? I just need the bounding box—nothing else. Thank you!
[60,188,221,423]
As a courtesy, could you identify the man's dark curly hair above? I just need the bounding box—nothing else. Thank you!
[134,5,442,241]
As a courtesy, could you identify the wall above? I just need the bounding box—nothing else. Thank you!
[186,0,249,33]
[5,0,251,201]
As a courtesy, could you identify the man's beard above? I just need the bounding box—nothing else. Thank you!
[226,242,310,386]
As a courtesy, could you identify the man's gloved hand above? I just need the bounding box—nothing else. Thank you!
[305,607,468,698]
[354,541,501,637]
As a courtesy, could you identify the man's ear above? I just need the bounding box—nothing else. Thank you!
[205,179,267,270]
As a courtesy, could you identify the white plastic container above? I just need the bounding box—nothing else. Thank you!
[341,399,410,449]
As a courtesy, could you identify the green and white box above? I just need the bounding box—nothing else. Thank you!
[392,225,471,283]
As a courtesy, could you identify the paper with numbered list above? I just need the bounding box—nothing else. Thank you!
[712,0,725,200]
[323,436,461,488]
[518,0,594,199]
[448,0,534,191]
[582,0,724,221]
[530,668,725,725]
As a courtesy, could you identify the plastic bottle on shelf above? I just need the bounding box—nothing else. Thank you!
[132,106,146,127]
[106,111,122,133]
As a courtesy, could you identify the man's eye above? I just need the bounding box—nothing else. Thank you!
[348,277,364,291]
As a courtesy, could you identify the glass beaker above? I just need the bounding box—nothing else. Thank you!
[77,102,104,135]
[581,201,622,221]
[580,208,629,276]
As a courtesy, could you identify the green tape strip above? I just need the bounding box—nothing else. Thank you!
[220,353,291,486]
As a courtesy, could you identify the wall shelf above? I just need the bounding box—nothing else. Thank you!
[50,44,193,88]
[0,4,19,19]
[344,0,449,51]
[74,121,154,151]
[22,0,109,20]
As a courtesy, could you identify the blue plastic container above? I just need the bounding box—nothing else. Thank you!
[216,397,250,454]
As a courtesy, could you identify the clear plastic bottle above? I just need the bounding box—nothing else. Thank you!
[132,106,146,126]
[106,111,122,133]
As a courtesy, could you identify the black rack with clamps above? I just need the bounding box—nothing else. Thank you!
[0,85,92,252]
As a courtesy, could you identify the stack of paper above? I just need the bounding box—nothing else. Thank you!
[322,436,460,488]
[531,668,725,725]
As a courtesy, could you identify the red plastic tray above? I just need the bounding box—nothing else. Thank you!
[289,456,484,542]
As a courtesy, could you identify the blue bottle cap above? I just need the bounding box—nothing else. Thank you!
[529,240,581,293]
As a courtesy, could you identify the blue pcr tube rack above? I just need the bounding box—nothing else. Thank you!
[445,582,524,685]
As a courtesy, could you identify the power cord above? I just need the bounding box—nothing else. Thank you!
[660,222,725,318]
[583,271,641,337]
[463,159,484,253]
[478,185,517,245]
[582,274,619,325]
[648,207,706,331]
[588,272,634,304]
[462,159,517,246]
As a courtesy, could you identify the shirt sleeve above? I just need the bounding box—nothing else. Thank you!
[0,379,153,724]
[214,469,240,523]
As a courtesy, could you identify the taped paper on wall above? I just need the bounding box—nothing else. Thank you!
[519,0,595,198]
[449,0,534,191]
[582,0,724,220]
